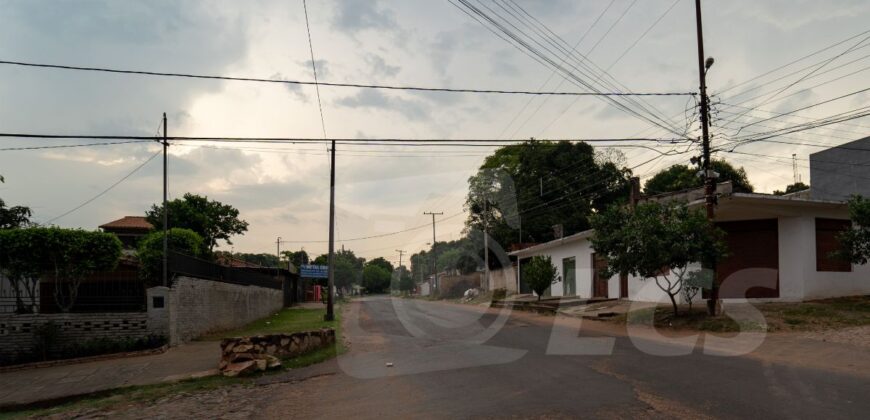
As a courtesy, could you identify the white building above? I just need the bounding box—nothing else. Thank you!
[510,191,870,303]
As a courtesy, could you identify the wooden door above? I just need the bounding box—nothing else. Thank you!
[591,254,609,298]
[715,219,779,298]
[619,273,628,298]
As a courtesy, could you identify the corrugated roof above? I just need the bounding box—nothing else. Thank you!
[99,216,153,230]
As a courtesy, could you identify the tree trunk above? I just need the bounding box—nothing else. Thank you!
[668,293,679,317]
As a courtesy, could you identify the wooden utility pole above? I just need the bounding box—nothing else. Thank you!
[276,237,282,277]
[483,198,490,291]
[695,0,719,315]
[162,113,169,288]
[396,249,406,272]
[423,211,443,290]
[325,140,336,321]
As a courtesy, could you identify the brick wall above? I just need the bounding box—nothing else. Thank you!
[0,312,151,361]
[168,276,283,345]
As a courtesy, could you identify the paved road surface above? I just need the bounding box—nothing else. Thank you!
[43,297,870,419]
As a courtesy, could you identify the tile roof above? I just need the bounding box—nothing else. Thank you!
[99,216,153,230]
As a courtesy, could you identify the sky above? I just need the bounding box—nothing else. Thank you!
[0,0,868,265]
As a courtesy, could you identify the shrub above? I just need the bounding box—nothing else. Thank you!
[138,228,204,285]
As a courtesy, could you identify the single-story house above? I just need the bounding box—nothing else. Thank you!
[510,190,869,303]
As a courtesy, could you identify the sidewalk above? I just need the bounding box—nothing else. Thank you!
[0,341,221,408]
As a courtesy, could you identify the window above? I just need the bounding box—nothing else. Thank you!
[816,218,852,272]
[152,296,165,309]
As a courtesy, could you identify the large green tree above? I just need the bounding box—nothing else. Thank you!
[590,201,727,316]
[145,193,248,253]
[643,160,754,196]
[465,140,630,249]
[138,228,204,285]
[313,248,364,290]
[362,264,391,294]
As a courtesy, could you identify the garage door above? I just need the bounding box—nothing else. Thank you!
[715,219,779,299]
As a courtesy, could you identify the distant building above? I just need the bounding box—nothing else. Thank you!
[99,216,153,249]
[810,135,870,201]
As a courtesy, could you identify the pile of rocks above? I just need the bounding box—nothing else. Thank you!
[218,328,336,377]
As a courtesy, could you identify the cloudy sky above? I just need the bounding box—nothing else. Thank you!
[0,0,868,264]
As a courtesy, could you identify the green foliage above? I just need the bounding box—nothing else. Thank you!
[398,270,415,293]
[367,257,394,273]
[0,227,122,312]
[145,193,248,253]
[837,195,870,265]
[282,250,310,267]
[0,198,32,229]
[643,160,754,195]
[522,255,558,301]
[465,140,630,248]
[313,248,364,290]
[217,252,280,267]
[137,228,203,285]
[773,182,810,196]
[590,201,727,316]
[362,264,391,294]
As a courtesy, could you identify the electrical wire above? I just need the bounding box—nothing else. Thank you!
[0,140,150,151]
[0,59,693,97]
[44,150,161,224]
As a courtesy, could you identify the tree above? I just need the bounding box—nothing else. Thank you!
[313,248,364,290]
[367,257,394,274]
[398,270,415,294]
[836,195,870,264]
[522,255,558,301]
[145,193,248,253]
[773,182,810,196]
[138,228,204,285]
[465,140,630,249]
[0,177,33,229]
[282,250,310,267]
[590,201,727,317]
[643,160,754,196]
[0,228,122,312]
[362,264,391,294]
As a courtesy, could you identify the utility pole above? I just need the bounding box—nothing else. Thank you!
[695,0,719,315]
[423,211,443,291]
[276,237,282,277]
[792,153,799,184]
[396,249,406,272]
[162,113,169,288]
[483,198,490,291]
[325,140,336,321]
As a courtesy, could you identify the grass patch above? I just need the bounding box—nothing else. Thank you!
[613,295,870,332]
[201,307,338,340]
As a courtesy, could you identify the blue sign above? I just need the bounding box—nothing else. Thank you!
[300,264,329,279]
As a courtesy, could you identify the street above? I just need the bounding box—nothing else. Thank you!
[58,297,869,419]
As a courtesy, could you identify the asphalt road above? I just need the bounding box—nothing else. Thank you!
[252,297,868,419]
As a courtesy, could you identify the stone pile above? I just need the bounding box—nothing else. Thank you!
[218,328,336,377]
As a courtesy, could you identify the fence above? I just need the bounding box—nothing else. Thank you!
[1,261,146,314]
[168,251,284,290]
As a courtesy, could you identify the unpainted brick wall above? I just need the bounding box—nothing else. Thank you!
[0,312,150,361]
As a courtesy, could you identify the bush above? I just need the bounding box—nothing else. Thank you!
[138,228,204,285]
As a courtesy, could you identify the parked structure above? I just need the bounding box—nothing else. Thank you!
[809,135,870,201]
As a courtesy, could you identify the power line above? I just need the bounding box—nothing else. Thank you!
[605,0,680,71]
[0,140,150,151]
[0,132,690,145]
[302,0,327,140]
[0,59,693,97]
[44,150,161,224]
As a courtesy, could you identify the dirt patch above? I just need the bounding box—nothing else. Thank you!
[798,325,870,347]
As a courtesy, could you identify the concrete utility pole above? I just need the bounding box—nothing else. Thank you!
[326,140,336,321]
[396,249,406,272]
[483,198,490,291]
[423,211,443,290]
[695,0,719,315]
[162,113,169,288]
